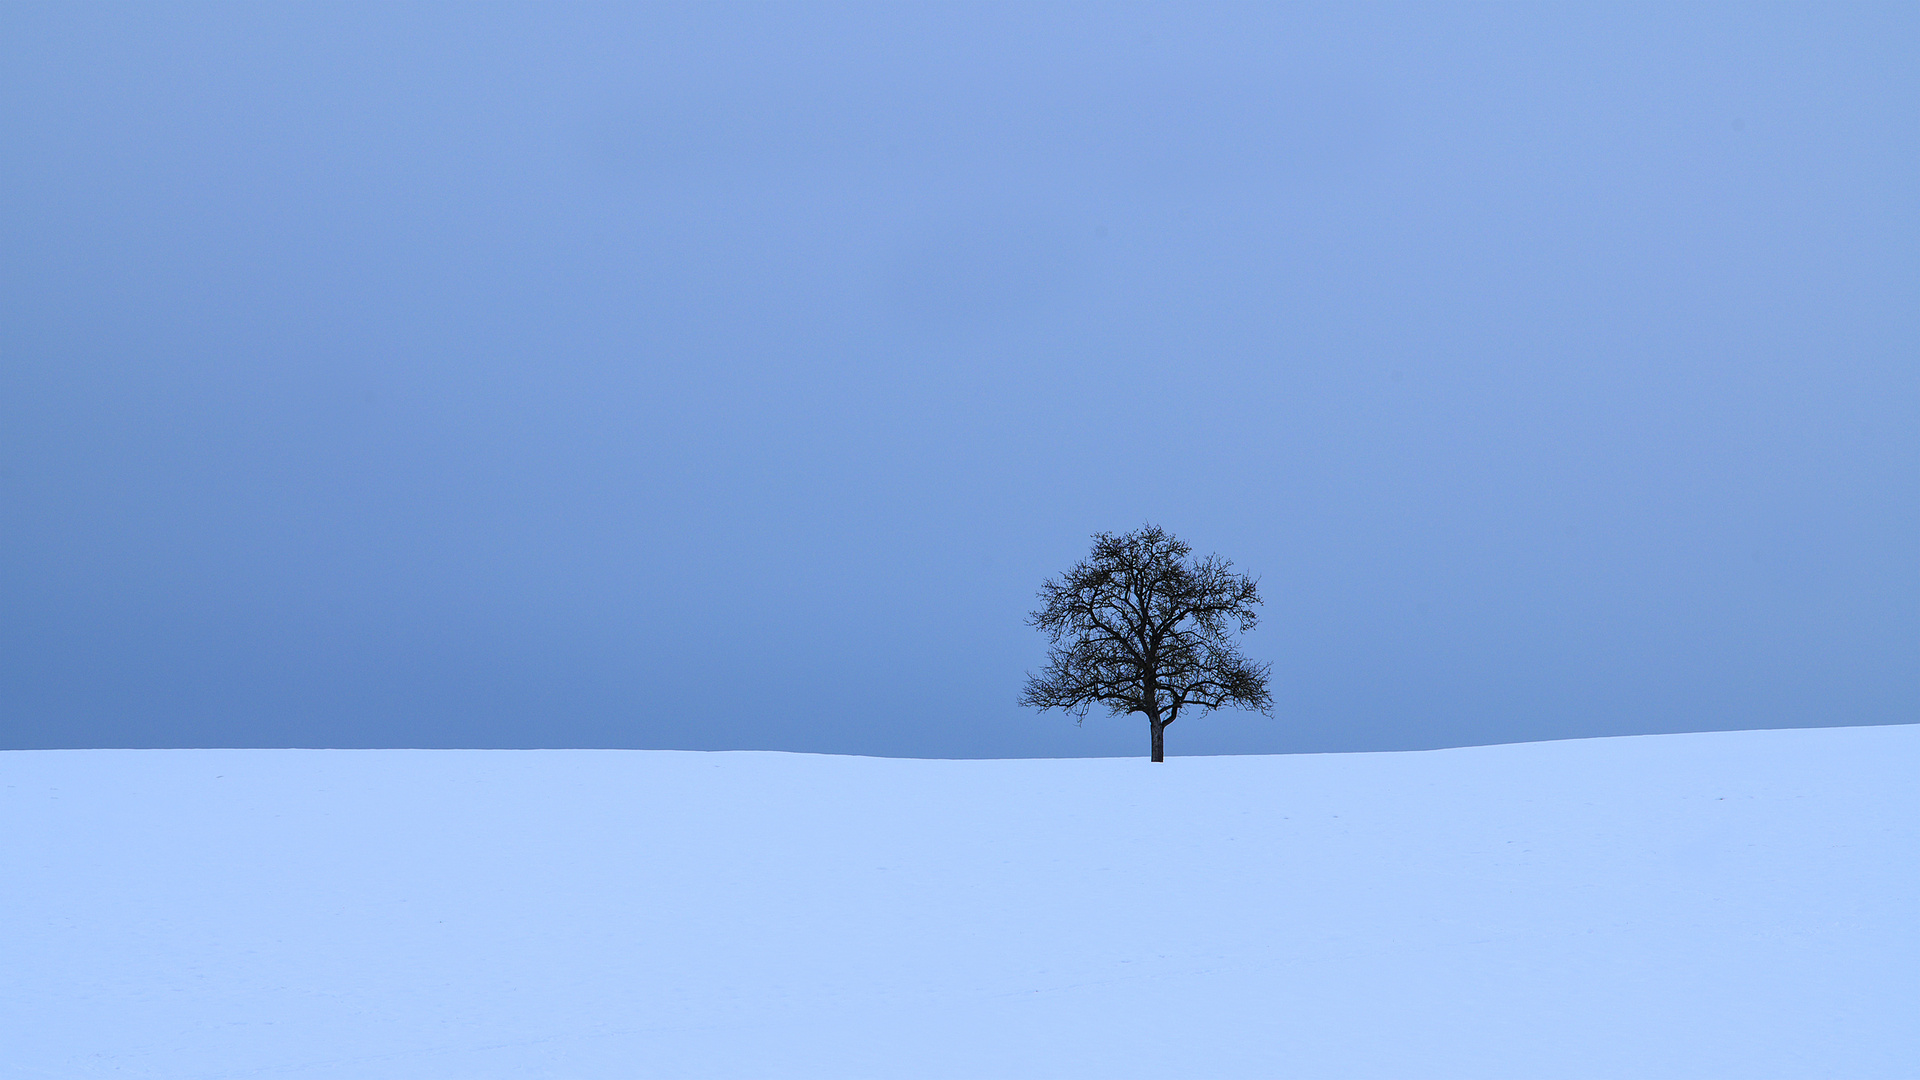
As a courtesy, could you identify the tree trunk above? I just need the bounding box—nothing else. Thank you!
[1150,718,1166,763]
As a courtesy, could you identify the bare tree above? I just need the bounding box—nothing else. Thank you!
[1021,525,1272,762]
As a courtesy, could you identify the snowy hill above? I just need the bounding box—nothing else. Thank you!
[5,726,1915,1079]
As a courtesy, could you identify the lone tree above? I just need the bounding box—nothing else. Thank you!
[1021,525,1272,762]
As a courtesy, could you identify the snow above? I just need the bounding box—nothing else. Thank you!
[4,725,1915,1078]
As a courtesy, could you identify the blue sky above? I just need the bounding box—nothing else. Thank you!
[3,3,1914,756]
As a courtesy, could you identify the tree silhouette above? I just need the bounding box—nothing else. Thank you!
[1022,525,1272,762]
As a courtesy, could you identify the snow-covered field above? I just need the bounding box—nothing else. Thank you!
[4,726,1915,1079]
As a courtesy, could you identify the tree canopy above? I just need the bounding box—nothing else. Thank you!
[1021,525,1272,761]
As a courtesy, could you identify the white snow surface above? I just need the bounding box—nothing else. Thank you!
[5,725,1916,1079]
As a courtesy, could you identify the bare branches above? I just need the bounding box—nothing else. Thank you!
[1021,525,1272,759]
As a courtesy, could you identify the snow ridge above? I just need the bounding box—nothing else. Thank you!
[5,725,1915,1078]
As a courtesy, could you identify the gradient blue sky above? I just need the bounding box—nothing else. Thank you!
[3,3,1914,756]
